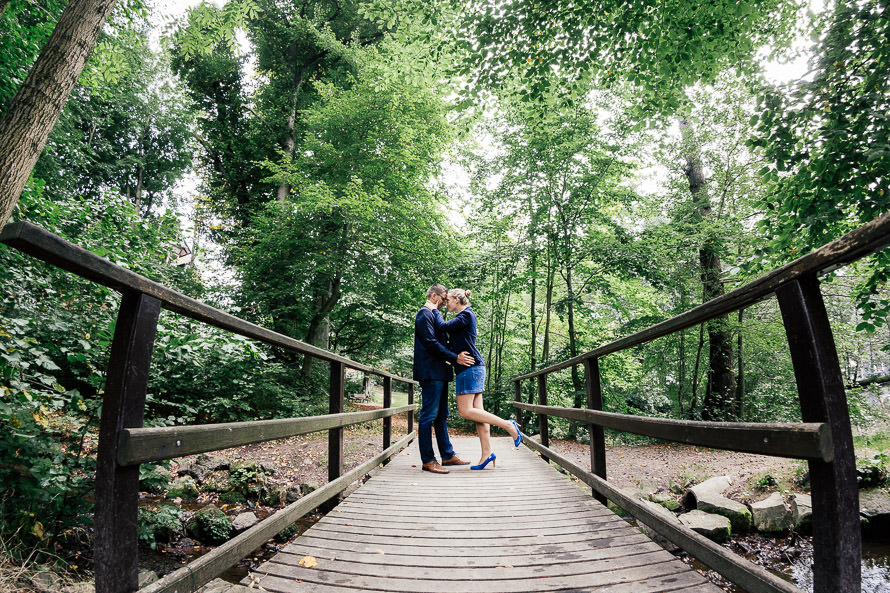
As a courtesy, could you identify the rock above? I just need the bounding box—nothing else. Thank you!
[198,577,255,593]
[138,569,158,588]
[196,454,230,471]
[186,504,233,544]
[682,475,732,508]
[259,461,277,476]
[639,499,681,524]
[261,486,287,506]
[286,485,302,503]
[696,492,752,533]
[232,511,260,532]
[750,492,791,532]
[859,490,890,534]
[791,493,813,532]
[299,482,318,495]
[166,476,199,500]
[181,463,208,483]
[679,510,731,543]
[139,467,172,494]
[60,584,94,593]
[649,492,681,511]
[620,487,650,502]
[30,571,61,593]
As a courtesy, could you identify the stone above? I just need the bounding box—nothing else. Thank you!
[682,475,732,508]
[791,493,813,532]
[198,578,255,593]
[60,584,94,593]
[750,492,791,532]
[259,461,277,475]
[181,463,208,483]
[166,476,199,500]
[286,485,302,503]
[649,492,681,511]
[620,487,650,502]
[232,511,260,532]
[186,504,233,544]
[678,510,731,543]
[260,486,287,506]
[859,490,890,534]
[639,499,681,524]
[30,571,61,593]
[696,492,753,533]
[299,482,318,495]
[196,454,230,471]
[138,569,158,588]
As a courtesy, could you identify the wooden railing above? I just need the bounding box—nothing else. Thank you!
[512,212,890,593]
[0,221,418,593]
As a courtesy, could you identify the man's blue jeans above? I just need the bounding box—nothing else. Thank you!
[418,380,455,464]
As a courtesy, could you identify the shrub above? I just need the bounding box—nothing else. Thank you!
[137,505,184,550]
[186,505,231,544]
[856,452,888,489]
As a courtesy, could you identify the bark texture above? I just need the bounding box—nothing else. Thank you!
[0,0,119,226]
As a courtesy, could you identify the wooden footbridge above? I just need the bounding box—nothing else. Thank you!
[4,213,890,593]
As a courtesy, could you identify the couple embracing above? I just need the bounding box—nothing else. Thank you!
[412,284,523,474]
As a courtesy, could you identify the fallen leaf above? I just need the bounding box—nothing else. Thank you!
[299,555,318,568]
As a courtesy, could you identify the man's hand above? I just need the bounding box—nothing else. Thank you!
[456,351,474,367]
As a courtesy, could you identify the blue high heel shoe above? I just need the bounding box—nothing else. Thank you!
[470,453,496,470]
[511,419,523,447]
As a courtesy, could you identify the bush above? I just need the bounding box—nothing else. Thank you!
[856,452,888,489]
[137,505,184,550]
[186,505,231,544]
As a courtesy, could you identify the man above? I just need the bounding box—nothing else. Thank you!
[413,284,473,473]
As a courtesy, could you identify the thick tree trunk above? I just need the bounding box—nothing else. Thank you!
[0,0,119,226]
[302,275,341,375]
[680,119,736,421]
[736,308,745,419]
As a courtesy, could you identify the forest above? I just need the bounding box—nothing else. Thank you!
[0,0,889,585]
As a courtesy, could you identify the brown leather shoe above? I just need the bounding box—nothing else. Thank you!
[441,455,470,466]
[421,461,450,474]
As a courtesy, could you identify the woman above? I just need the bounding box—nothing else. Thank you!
[440,288,522,470]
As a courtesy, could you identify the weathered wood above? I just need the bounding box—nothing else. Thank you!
[514,401,832,460]
[382,376,392,450]
[537,374,548,461]
[0,221,415,384]
[512,210,890,381]
[406,383,414,434]
[138,433,414,593]
[584,357,607,504]
[95,292,161,593]
[522,436,801,593]
[329,361,345,484]
[117,405,415,465]
[776,277,861,593]
[243,437,719,593]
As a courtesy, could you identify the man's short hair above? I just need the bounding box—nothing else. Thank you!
[427,284,447,299]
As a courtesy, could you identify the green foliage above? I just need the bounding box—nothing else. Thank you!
[166,477,199,500]
[139,464,173,494]
[227,461,272,499]
[218,491,246,504]
[137,505,184,550]
[186,504,232,544]
[856,452,888,489]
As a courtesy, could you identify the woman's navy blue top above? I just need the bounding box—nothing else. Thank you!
[437,306,484,374]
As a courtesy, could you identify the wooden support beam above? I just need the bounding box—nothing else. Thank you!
[514,380,523,433]
[329,361,345,484]
[537,375,548,462]
[584,358,607,504]
[118,406,415,465]
[407,383,414,434]
[382,376,392,450]
[777,277,860,593]
[95,292,160,593]
[514,402,831,461]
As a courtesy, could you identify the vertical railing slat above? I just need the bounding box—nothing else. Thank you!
[537,375,549,462]
[584,357,607,505]
[382,376,392,449]
[94,292,161,593]
[328,361,345,484]
[407,383,414,434]
[776,276,860,593]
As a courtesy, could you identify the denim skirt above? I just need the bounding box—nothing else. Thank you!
[455,365,485,395]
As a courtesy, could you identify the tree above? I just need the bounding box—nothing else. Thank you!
[0,0,121,226]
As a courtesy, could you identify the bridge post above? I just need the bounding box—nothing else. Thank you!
[407,383,414,434]
[584,357,607,505]
[514,380,523,432]
[329,361,345,483]
[94,292,160,593]
[382,376,392,449]
[776,276,860,593]
[537,375,549,462]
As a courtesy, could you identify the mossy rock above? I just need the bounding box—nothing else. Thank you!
[658,499,681,512]
[277,522,301,541]
[166,476,199,500]
[186,504,232,544]
[228,461,270,498]
[219,491,246,504]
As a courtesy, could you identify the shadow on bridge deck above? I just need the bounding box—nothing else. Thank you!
[241,436,721,593]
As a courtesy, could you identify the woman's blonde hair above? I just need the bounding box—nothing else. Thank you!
[447,288,472,305]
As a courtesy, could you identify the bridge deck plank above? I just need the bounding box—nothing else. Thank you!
[241,437,721,593]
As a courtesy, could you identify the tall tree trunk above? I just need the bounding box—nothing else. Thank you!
[526,198,538,427]
[0,0,119,226]
[302,275,340,375]
[736,308,745,419]
[564,262,584,440]
[680,119,736,421]
[542,239,555,365]
[691,323,705,417]
[277,54,325,201]
[677,288,688,414]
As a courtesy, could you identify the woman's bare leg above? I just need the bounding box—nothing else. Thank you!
[474,394,492,462]
[457,392,519,446]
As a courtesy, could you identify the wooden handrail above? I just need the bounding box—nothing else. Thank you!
[514,210,890,381]
[0,221,414,383]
